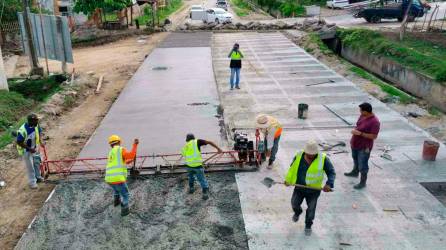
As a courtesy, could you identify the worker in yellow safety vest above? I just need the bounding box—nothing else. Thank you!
[228,43,244,90]
[181,133,222,200]
[105,135,138,216]
[256,114,283,169]
[16,114,44,189]
[285,140,336,236]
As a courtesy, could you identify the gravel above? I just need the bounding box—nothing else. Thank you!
[15,173,248,250]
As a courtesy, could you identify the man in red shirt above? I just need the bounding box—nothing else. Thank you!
[344,102,380,189]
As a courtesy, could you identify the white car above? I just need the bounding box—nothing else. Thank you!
[326,0,350,8]
[190,5,205,20]
[204,8,233,24]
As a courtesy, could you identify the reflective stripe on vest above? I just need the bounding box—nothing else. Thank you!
[105,146,127,183]
[16,124,40,156]
[182,139,203,167]
[285,151,326,189]
[230,51,242,60]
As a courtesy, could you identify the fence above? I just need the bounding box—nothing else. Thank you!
[411,4,446,32]
[0,21,20,45]
[17,12,73,63]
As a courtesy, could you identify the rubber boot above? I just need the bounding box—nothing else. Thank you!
[202,188,209,200]
[304,225,312,236]
[114,196,121,207]
[344,167,359,177]
[121,206,130,217]
[354,173,367,189]
[267,159,274,169]
[292,213,300,222]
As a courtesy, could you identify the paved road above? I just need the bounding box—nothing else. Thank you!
[324,1,446,29]
[212,31,446,249]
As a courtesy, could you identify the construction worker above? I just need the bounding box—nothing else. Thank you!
[255,114,283,168]
[228,43,243,90]
[16,114,44,189]
[181,134,222,200]
[285,140,336,236]
[105,135,138,217]
[345,102,380,189]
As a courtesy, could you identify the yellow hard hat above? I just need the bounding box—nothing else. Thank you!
[108,135,121,144]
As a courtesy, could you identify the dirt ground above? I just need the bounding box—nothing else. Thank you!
[15,173,248,250]
[0,32,168,250]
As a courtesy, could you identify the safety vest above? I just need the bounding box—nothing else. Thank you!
[182,139,203,168]
[268,116,283,138]
[16,124,40,156]
[105,146,127,183]
[285,151,326,189]
[230,51,242,60]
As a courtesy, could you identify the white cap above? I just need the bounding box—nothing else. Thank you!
[304,140,319,155]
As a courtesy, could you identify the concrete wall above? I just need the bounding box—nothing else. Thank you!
[341,45,446,112]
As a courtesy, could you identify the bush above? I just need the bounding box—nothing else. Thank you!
[279,0,305,17]
[8,75,67,102]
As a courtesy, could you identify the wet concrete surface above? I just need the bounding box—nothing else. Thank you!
[76,32,223,170]
[212,31,446,249]
[15,173,248,250]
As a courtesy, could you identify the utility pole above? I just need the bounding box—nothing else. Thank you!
[0,46,8,91]
[22,0,44,76]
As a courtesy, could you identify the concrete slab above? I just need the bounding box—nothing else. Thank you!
[75,34,223,171]
[212,32,446,249]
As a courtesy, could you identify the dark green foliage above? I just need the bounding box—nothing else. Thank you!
[8,74,67,102]
[73,0,132,16]
[279,0,305,17]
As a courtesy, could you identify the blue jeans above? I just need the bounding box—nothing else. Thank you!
[230,67,241,88]
[351,148,371,174]
[23,152,43,186]
[110,183,129,207]
[270,136,281,163]
[187,167,209,190]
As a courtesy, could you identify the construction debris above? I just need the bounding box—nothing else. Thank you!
[95,75,104,94]
[178,19,331,32]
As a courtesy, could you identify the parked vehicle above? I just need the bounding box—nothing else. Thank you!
[204,8,233,24]
[327,0,370,9]
[217,0,229,11]
[190,5,205,20]
[354,0,425,23]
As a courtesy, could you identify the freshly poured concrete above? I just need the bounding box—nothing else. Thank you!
[212,32,446,249]
[75,33,222,171]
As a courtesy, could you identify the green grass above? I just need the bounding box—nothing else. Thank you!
[308,33,333,55]
[337,29,446,83]
[137,0,183,26]
[8,75,66,102]
[0,74,67,149]
[428,106,441,116]
[230,0,252,17]
[349,66,415,104]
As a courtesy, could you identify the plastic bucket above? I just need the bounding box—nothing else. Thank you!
[298,103,309,119]
[422,140,440,161]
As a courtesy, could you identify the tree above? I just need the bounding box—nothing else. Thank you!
[0,0,22,22]
[73,0,132,16]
